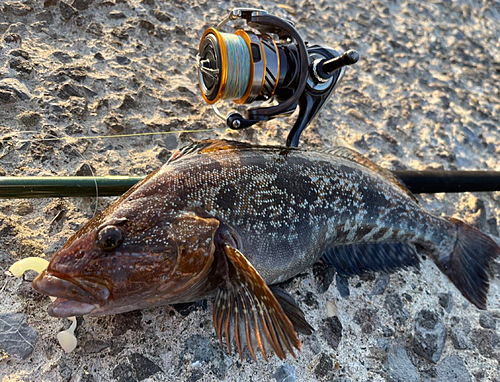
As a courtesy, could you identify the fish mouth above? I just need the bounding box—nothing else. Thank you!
[33,270,110,318]
[48,298,98,317]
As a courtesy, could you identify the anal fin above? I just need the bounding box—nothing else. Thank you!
[213,245,302,361]
[320,242,419,276]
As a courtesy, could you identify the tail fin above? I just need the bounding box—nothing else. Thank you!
[437,217,499,309]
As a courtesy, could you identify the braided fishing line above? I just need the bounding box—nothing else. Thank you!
[219,32,251,101]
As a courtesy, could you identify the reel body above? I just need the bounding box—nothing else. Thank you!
[197,8,358,147]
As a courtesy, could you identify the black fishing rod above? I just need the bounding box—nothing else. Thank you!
[1,170,500,199]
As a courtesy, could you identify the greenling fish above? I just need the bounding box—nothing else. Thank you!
[33,139,499,360]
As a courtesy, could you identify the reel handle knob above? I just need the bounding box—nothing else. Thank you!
[227,112,261,130]
[316,49,359,79]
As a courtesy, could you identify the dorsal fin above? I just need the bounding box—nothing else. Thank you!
[166,139,256,164]
[326,146,418,202]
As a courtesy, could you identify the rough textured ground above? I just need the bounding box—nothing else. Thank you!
[0,0,499,381]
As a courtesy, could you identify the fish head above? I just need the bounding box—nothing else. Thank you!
[33,203,220,317]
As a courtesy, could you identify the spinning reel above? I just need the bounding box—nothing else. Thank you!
[196,8,359,147]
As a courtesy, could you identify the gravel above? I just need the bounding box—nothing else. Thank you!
[0,0,499,380]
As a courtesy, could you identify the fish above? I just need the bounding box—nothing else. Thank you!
[33,139,499,360]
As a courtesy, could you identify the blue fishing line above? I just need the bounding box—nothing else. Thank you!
[220,33,251,100]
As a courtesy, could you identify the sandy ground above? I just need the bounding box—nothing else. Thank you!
[0,0,499,381]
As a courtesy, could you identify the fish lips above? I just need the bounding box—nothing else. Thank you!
[33,270,110,317]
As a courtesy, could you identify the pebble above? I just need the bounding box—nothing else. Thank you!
[314,353,333,380]
[18,111,42,128]
[112,363,136,382]
[103,311,140,338]
[14,201,34,216]
[86,21,103,36]
[9,49,30,60]
[479,312,497,330]
[272,364,296,382]
[385,345,419,382]
[470,328,499,359]
[0,312,38,359]
[353,308,378,334]
[139,20,155,31]
[9,57,33,76]
[72,0,93,11]
[83,339,110,354]
[435,355,472,382]
[80,373,96,382]
[186,369,203,382]
[0,89,16,103]
[59,1,78,20]
[303,291,319,309]
[75,163,96,176]
[325,300,337,317]
[449,316,471,350]
[304,334,322,355]
[58,83,83,99]
[437,292,452,313]
[384,294,409,326]
[153,9,171,23]
[112,354,162,382]
[109,10,126,19]
[320,316,342,350]
[128,353,163,381]
[59,359,72,382]
[335,274,350,298]
[51,51,73,63]
[370,273,390,295]
[116,56,131,65]
[313,263,335,293]
[183,335,227,378]
[6,21,28,35]
[412,310,446,363]
[346,108,365,121]
[0,78,32,100]
[119,94,137,110]
[4,33,22,44]
[3,1,32,16]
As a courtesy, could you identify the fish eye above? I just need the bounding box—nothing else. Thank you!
[97,225,123,251]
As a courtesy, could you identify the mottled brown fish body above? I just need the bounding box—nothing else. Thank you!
[33,139,499,361]
[132,143,447,284]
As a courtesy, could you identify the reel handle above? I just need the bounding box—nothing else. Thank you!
[287,45,354,147]
[316,50,359,78]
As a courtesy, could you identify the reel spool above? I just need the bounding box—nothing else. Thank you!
[196,8,359,147]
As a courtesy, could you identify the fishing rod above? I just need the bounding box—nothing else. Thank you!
[1,8,499,199]
[1,171,500,198]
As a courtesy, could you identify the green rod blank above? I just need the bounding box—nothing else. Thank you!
[1,170,500,199]
[0,176,144,198]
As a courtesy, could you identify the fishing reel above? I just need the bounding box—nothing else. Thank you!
[196,8,359,147]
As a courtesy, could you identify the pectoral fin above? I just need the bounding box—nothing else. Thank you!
[213,245,303,361]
